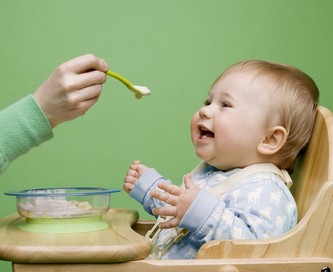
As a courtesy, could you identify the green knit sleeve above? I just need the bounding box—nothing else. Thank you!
[0,95,54,174]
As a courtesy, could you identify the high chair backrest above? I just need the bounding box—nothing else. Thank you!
[291,106,333,220]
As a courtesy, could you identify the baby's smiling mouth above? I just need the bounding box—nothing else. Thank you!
[198,124,215,139]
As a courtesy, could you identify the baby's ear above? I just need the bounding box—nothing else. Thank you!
[257,126,288,155]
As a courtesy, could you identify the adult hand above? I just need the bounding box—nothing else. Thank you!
[33,54,109,127]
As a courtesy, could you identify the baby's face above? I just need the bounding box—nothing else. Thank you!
[191,70,275,170]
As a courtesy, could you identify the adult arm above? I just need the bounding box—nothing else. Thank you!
[0,95,53,173]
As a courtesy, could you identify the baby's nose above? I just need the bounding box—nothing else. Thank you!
[199,106,213,118]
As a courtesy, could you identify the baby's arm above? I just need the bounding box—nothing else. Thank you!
[179,176,297,245]
[124,161,172,215]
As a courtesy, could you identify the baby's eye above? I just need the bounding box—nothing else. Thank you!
[221,101,232,108]
[204,99,211,106]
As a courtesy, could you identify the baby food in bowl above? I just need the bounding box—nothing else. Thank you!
[5,187,120,233]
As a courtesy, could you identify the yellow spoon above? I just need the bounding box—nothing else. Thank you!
[106,70,151,99]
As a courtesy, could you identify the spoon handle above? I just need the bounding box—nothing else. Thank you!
[106,70,134,90]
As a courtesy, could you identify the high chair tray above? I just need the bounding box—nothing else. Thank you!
[0,209,151,263]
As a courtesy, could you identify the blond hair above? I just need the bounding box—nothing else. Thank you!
[219,60,319,173]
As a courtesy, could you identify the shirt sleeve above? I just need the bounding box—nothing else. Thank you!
[130,168,171,215]
[179,173,297,245]
[0,95,53,174]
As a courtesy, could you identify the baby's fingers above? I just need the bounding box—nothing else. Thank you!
[184,174,197,189]
[130,160,141,169]
[127,168,139,179]
[123,182,134,193]
[150,188,178,206]
[130,161,149,175]
[152,206,177,218]
[159,217,180,229]
[124,174,137,184]
[123,173,138,194]
[157,182,182,196]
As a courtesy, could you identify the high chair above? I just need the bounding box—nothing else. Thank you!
[3,106,333,272]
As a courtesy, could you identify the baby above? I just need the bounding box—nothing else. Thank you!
[124,60,319,259]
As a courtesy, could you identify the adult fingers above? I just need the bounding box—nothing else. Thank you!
[70,95,100,117]
[66,83,103,104]
[62,54,109,74]
[74,70,107,91]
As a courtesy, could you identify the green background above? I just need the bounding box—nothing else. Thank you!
[0,0,332,270]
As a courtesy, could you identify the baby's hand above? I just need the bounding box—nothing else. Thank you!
[123,160,149,194]
[150,174,199,229]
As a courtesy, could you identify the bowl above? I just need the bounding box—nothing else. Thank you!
[5,187,120,233]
